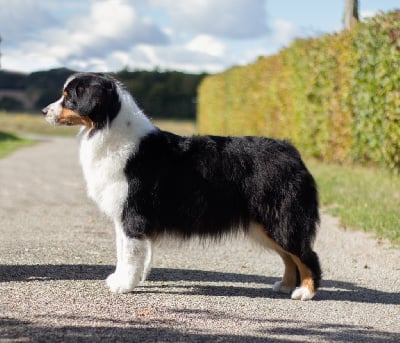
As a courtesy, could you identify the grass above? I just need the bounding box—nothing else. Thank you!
[0,112,80,136]
[0,131,35,159]
[0,112,398,245]
[0,111,75,158]
[308,160,400,246]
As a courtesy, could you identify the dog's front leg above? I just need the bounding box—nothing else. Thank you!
[106,220,150,293]
[141,239,153,282]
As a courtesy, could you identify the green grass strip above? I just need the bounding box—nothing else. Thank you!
[308,160,400,246]
[0,131,35,159]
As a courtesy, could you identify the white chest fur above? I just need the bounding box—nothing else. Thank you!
[79,132,132,219]
[78,91,155,220]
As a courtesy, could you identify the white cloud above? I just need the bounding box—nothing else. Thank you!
[360,9,378,20]
[89,0,135,37]
[57,0,169,59]
[149,0,269,39]
[0,0,271,73]
[133,44,226,73]
[186,35,225,57]
[272,19,298,46]
[136,45,160,65]
[3,49,59,73]
[1,0,171,72]
[0,0,56,46]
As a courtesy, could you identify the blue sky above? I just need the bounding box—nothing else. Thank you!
[0,0,399,74]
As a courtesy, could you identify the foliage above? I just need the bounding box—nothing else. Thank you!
[27,68,74,109]
[116,69,205,119]
[0,70,27,89]
[198,10,400,174]
[0,96,24,111]
[0,68,206,119]
[350,11,400,171]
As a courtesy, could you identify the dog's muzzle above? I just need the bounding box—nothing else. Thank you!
[42,100,62,126]
[41,106,49,116]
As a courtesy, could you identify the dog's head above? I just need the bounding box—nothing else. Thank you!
[42,73,121,130]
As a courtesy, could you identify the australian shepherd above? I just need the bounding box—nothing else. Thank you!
[42,72,321,300]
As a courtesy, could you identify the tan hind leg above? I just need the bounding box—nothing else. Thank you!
[249,223,316,301]
[272,251,298,294]
[288,254,316,300]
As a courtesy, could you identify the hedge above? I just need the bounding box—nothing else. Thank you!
[197,10,400,174]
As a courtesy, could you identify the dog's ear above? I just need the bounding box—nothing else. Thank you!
[74,76,121,129]
[76,84,86,98]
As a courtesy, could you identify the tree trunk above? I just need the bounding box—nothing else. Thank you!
[345,0,359,29]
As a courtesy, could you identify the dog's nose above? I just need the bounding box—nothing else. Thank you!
[41,106,48,116]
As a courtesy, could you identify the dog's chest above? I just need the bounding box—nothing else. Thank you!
[79,137,133,219]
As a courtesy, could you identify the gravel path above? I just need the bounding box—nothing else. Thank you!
[0,137,399,342]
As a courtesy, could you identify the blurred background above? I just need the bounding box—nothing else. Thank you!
[0,0,397,118]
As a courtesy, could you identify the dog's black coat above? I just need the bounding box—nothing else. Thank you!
[123,130,319,260]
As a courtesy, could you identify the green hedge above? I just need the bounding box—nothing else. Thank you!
[198,11,400,173]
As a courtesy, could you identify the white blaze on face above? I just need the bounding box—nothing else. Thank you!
[43,75,76,126]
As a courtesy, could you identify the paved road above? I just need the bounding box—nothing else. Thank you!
[0,137,399,342]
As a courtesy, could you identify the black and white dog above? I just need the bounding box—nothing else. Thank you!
[43,73,321,300]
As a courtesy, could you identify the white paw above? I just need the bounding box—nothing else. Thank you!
[106,272,139,294]
[272,281,295,294]
[291,286,315,301]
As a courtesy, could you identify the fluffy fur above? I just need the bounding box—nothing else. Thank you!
[43,72,321,300]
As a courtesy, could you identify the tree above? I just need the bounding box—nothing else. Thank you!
[345,0,359,29]
[0,96,24,111]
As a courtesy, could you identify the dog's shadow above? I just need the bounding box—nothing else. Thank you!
[0,264,112,282]
[0,264,398,305]
[0,264,268,284]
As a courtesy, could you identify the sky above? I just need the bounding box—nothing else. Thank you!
[0,0,399,74]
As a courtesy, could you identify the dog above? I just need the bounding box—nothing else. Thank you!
[42,72,321,300]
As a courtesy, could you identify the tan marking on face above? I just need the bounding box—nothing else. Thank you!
[58,108,94,128]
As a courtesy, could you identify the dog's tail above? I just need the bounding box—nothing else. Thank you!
[300,249,322,289]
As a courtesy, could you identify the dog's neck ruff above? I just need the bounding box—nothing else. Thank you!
[78,86,155,218]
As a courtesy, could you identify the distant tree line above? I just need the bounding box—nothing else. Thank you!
[0,68,206,119]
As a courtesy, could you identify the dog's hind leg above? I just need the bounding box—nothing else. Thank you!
[289,250,321,301]
[249,223,320,300]
[272,251,298,294]
[106,220,149,293]
[249,224,297,294]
